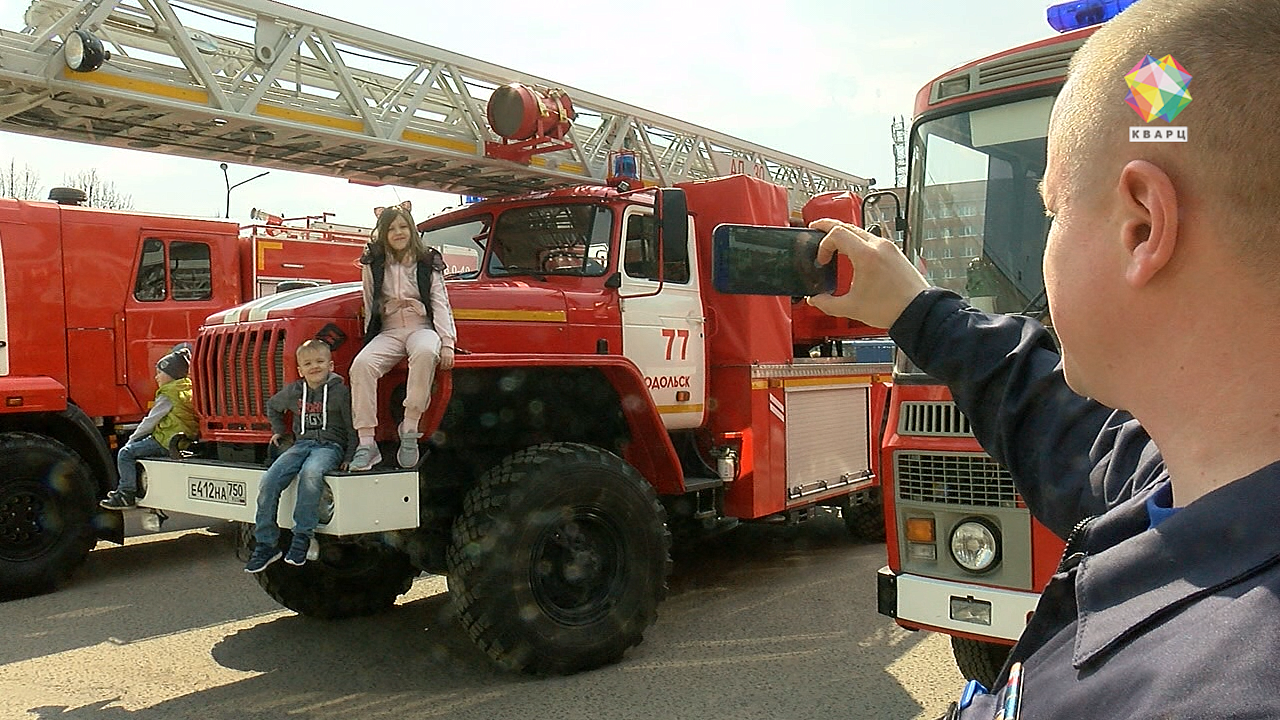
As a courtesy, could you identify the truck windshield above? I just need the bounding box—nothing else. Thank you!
[907,94,1055,316]
[487,204,613,277]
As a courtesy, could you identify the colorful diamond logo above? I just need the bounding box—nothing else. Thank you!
[1124,54,1192,122]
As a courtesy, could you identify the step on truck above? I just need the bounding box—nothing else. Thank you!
[135,173,894,674]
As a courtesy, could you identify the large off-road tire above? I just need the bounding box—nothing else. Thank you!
[255,534,418,619]
[951,636,1012,689]
[447,442,671,674]
[841,496,887,542]
[0,433,98,599]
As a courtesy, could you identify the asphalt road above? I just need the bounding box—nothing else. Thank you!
[0,514,963,720]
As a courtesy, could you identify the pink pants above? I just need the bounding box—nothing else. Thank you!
[350,325,441,432]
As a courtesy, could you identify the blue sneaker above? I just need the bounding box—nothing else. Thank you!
[99,490,137,510]
[284,535,310,566]
[244,543,282,573]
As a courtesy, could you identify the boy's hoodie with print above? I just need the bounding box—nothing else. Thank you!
[265,373,357,464]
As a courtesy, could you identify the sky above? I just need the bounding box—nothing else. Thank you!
[0,0,1057,228]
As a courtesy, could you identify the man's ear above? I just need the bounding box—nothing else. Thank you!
[1118,159,1178,288]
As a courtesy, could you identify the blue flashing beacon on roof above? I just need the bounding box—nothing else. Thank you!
[1046,0,1139,33]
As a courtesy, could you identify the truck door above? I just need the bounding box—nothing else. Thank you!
[618,210,706,430]
[0,232,7,376]
[121,235,231,408]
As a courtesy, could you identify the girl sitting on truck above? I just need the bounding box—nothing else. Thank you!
[348,202,456,471]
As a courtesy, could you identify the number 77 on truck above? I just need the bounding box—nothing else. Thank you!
[874,0,1142,689]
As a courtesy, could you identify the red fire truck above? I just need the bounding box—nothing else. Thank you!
[0,193,373,598]
[130,172,891,674]
[874,1,1137,687]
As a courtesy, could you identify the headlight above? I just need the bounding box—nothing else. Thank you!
[63,29,110,73]
[949,518,1000,573]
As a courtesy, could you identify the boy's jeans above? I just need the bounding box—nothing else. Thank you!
[116,436,166,494]
[254,439,342,547]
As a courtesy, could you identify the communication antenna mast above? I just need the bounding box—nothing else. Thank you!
[891,115,908,188]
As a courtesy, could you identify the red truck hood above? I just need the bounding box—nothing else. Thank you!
[204,279,573,350]
[206,282,365,325]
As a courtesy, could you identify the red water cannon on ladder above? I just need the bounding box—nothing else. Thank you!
[484,83,576,163]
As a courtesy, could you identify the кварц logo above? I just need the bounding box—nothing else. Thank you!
[1125,54,1191,142]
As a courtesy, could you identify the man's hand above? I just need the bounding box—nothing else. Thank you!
[805,219,931,330]
[269,433,283,447]
[439,346,456,371]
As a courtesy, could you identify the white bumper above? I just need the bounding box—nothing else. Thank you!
[892,570,1040,641]
[137,457,419,536]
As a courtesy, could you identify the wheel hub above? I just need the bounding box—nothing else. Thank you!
[531,512,624,626]
[0,482,58,560]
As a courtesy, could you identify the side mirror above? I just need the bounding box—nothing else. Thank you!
[860,189,905,250]
[654,188,688,272]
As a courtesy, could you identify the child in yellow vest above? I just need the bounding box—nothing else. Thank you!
[101,344,198,509]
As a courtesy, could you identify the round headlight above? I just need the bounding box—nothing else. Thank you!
[64,29,109,73]
[949,518,1000,573]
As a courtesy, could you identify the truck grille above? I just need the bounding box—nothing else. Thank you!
[898,401,973,437]
[895,451,1018,507]
[194,324,286,425]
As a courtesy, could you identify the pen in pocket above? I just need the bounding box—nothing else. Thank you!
[994,661,1023,720]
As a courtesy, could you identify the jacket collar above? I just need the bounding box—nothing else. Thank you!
[1073,461,1280,667]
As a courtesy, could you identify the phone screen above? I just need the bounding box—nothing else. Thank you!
[711,224,836,296]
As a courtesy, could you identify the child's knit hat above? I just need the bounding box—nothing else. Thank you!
[157,343,192,380]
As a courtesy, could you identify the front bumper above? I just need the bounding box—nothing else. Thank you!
[137,457,419,536]
[877,566,1039,641]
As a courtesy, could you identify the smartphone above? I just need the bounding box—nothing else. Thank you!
[710,224,836,296]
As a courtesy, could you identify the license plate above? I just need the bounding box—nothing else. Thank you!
[188,477,248,506]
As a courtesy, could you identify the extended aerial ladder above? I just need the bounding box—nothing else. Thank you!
[0,0,871,214]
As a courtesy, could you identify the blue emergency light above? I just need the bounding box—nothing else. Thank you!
[1046,0,1139,33]
[611,152,639,181]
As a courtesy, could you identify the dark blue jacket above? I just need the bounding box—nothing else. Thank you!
[893,289,1280,720]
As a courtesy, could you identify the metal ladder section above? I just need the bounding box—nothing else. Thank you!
[0,0,870,212]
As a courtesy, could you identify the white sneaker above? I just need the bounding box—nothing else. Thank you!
[397,432,423,468]
[350,444,382,472]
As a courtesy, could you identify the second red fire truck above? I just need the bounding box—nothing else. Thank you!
[0,194,374,599]
[875,0,1140,687]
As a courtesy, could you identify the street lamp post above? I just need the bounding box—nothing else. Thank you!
[221,162,270,218]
